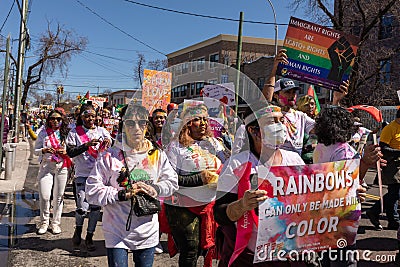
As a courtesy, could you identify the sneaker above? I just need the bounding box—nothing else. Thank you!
[155,243,163,254]
[366,210,383,231]
[52,225,62,234]
[387,221,400,230]
[37,224,48,235]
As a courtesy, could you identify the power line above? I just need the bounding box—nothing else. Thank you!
[79,53,133,77]
[122,0,288,26]
[33,83,140,91]
[82,50,135,63]
[75,0,166,56]
[0,0,16,33]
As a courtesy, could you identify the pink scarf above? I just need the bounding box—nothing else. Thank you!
[228,161,258,266]
[45,127,72,169]
[76,125,98,159]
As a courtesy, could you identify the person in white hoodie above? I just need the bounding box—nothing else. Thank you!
[85,103,178,267]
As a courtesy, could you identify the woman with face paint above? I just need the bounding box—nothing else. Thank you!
[85,104,178,267]
[66,104,112,251]
[214,104,306,267]
[34,109,71,235]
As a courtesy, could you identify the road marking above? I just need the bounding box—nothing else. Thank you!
[366,193,380,200]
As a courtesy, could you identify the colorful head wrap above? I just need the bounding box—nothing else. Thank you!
[244,105,282,126]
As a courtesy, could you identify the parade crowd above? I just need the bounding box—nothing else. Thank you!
[21,50,400,267]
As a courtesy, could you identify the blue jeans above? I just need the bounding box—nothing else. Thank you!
[74,177,101,233]
[107,247,155,267]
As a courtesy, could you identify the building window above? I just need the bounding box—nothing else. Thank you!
[208,79,218,85]
[197,57,205,71]
[209,53,219,68]
[182,62,188,74]
[174,64,182,76]
[191,60,197,73]
[315,86,321,94]
[257,77,265,89]
[190,83,195,96]
[196,82,204,95]
[379,59,391,85]
[180,85,187,97]
[379,14,394,40]
[221,74,228,84]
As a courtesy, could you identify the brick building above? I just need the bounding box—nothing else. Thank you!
[108,89,139,106]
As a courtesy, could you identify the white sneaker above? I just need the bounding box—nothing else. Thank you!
[52,225,62,234]
[37,224,48,235]
[154,243,163,254]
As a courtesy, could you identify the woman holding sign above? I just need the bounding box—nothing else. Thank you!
[214,104,305,266]
[66,103,112,251]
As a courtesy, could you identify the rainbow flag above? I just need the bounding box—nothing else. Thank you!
[307,85,321,115]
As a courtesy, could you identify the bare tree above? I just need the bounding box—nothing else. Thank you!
[147,58,168,71]
[133,53,146,87]
[288,0,400,106]
[20,22,87,107]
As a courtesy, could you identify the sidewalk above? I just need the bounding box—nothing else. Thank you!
[0,141,32,193]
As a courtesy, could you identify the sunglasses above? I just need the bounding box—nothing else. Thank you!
[124,119,147,128]
[49,117,62,122]
[96,119,103,122]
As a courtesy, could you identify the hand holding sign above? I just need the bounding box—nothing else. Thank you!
[327,36,356,82]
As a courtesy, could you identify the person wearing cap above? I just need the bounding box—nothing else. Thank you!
[214,103,306,266]
[262,49,349,156]
[163,103,228,267]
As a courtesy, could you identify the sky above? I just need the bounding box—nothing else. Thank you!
[0,0,308,101]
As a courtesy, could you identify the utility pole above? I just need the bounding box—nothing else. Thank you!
[13,0,29,143]
[1,36,11,168]
[235,12,244,117]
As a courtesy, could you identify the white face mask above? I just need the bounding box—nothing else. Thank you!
[262,122,287,149]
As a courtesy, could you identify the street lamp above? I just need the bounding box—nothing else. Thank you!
[266,0,278,56]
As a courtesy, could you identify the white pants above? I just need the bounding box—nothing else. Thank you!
[37,161,68,227]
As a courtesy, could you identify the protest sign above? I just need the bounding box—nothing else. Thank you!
[277,17,360,91]
[142,69,172,114]
[202,83,235,106]
[254,159,361,263]
[88,96,107,109]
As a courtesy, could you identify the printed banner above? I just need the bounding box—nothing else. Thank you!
[142,69,172,114]
[254,159,361,263]
[277,17,360,91]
